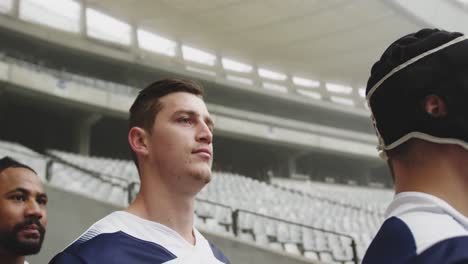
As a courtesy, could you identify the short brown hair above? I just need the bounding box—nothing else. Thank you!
[128,79,204,168]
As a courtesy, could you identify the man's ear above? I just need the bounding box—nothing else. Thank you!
[424,94,448,118]
[128,127,149,157]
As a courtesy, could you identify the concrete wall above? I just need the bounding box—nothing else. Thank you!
[27,185,116,263]
[27,185,315,264]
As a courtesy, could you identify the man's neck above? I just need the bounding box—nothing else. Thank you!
[0,252,24,264]
[394,147,468,216]
[126,177,196,245]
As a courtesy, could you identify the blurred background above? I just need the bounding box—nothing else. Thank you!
[0,0,466,263]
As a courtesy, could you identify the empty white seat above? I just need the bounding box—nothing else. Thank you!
[319,252,334,262]
[304,251,319,260]
[284,243,301,255]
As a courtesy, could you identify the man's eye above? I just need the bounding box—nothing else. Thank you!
[11,195,26,202]
[37,198,48,205]
[178,117,192,124]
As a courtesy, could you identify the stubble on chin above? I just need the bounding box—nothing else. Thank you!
[193,168,212,184]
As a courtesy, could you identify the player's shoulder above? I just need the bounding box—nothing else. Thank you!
[362,216,416,264]
[50,231,177,264]
[363,214,468,264]
[399,211,468,252]
[415,235,468,264]
[50,212,179,264]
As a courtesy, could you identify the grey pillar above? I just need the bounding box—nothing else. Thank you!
[80,0,87,36]
[287,150,311,179]
[0,89,7,128]
[12,0,20,17]
[131,22,138,48]
[287,156,297,179]
[75,113,102,155]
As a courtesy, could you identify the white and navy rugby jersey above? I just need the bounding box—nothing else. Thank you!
[49,211,229,264]
[363,192,468,264]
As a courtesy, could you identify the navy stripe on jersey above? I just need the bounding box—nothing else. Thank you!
[417,236,468,264]
[49,231,176,264]
[363,217,468,264]
[363,217,416,264]
[209,242,230,264]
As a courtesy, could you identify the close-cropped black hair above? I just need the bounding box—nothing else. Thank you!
[0,156,36,174]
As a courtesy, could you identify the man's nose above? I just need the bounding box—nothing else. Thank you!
[24,200,43,219]
[196,122,213,144]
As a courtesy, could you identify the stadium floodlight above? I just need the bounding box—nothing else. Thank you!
[326,82,353,94]
[292,76,320,88]
[258,68,287,81]
[330,95,355,106]
[137,29,176,57]
[182,45,216,66]
[358,87,366,98]
[263,82,288,93]
[86,8,132,46]
[0,0,13,14]
[226,75,253,85]
[186,66,216,77]
[221,58,253,73]
[19,0,80,33]
[297,89,322,100]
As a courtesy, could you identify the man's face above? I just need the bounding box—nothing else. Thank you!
[147,92,214,194]
[0,167,47,256]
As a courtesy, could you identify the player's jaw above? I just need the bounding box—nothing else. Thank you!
[0,218,45,256]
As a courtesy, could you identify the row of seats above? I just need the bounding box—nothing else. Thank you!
[48,162,129,207]
[271,177,393,215]
[1,55,138,97]
[0,140,47,180]
[198,173,381,261]
[48,149,139,182]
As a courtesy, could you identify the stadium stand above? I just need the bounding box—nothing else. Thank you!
[0,49,387,263]
[271,178,392,215]
[0,139,48,180]
[0,3,410,262]
[0,141,393,263]
[0,55,138,98]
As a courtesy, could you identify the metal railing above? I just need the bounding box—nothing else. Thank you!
[194,198,359,264]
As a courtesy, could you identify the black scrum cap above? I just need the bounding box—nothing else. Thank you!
[366,29,468,158]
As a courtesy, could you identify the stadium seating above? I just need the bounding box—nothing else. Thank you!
[0,140,48,180]
[45,149,389,262]
[271,178,393,215]
[0,55,138,98]
[1,142,389,262]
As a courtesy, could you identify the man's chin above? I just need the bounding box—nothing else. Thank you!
[196,172,212,184]
[10,241,42,256]
[14,235,44,255]
[191,167,212,184]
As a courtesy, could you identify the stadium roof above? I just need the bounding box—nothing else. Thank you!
[84,0,425,88]
[2,0,466,112]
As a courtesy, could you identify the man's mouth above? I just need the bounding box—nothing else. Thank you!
[192,148,212,159]
[18,224,41,239]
